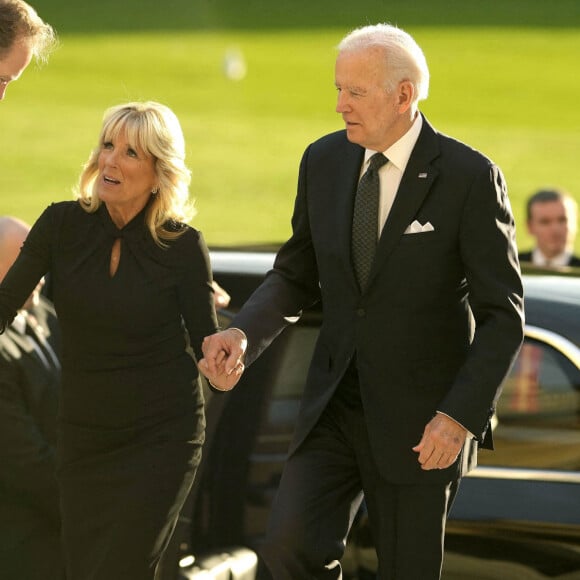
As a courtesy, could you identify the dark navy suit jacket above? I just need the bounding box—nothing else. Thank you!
[233,116,524,484]
[0,295,61,551]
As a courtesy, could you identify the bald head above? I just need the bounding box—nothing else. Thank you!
[0,216,42,311]
[0,216,30,281]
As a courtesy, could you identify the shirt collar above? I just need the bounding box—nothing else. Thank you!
[532,248,574,267]
[363,113,423,172]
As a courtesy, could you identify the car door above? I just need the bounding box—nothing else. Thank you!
[443,325,580,579]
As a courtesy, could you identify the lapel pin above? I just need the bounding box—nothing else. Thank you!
[418,172,428,178]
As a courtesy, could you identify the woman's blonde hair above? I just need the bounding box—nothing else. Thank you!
[75,101,194,247]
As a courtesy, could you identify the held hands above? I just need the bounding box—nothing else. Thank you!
[197,328,247,392]
[412,413,468,470]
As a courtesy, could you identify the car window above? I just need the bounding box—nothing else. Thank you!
[480,337,580,471]
[264,326,319,429]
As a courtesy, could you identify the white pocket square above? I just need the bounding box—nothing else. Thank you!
[404,220,435,234]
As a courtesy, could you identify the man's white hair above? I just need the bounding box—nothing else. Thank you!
[338,23,429,104]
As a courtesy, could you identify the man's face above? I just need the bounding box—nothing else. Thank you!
[0,40,34,100]
[334,47,410,152]
[527,199,573,258]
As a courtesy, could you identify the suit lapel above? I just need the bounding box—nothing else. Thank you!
[5,322,58,373]
[6,327,38,358]
[369,117,440,283]
[332,140,365,289]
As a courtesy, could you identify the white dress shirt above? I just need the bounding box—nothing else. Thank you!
[531,248,575,267]
[360,113,423,238]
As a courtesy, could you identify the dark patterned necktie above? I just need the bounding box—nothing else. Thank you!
[351,153,388,291]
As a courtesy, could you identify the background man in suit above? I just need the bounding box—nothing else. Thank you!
[518,188,580,268]
[0,0,56,100]
[199,23,524,579]
[0,216,64,579]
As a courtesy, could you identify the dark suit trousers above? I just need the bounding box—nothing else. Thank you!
[0,527,65,580]
[258,361,459,580]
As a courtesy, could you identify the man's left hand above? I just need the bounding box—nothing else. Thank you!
[412,413,467,470]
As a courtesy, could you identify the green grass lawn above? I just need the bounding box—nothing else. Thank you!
[1,0,579,252]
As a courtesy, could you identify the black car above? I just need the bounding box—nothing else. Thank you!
[162,253,580,580]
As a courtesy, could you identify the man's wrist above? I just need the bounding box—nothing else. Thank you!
[436,411,474,439]
[208,380,229,392]
[228,327,247,342]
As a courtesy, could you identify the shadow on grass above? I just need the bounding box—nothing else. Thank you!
[33,0,580,34]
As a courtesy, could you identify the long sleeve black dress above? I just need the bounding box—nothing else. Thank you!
[0,200,218,579]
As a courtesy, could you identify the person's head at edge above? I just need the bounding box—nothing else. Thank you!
[0,216,43,310]
[0,0,56,100]
[75,101,195,247]
[335,23,429,152]
[526,188,578,260]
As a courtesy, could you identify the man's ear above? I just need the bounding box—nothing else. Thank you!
[397,80,414,113]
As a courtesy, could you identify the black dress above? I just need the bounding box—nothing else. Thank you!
[0,201,218,579]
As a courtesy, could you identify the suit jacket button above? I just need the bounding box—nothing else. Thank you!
[356,308,365,317]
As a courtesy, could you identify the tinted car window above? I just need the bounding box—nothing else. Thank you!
[480,337,580,471]
[266,325,318,421]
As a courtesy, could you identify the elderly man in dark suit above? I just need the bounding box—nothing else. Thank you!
[0,216,64,579]
[199,23,524,580]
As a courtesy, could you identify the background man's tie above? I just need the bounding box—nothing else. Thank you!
[351,153,388,291]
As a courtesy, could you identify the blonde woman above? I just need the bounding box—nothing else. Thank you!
[0,101,219,579]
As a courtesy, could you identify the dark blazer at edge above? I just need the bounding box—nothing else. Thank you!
[0,296,61,549]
